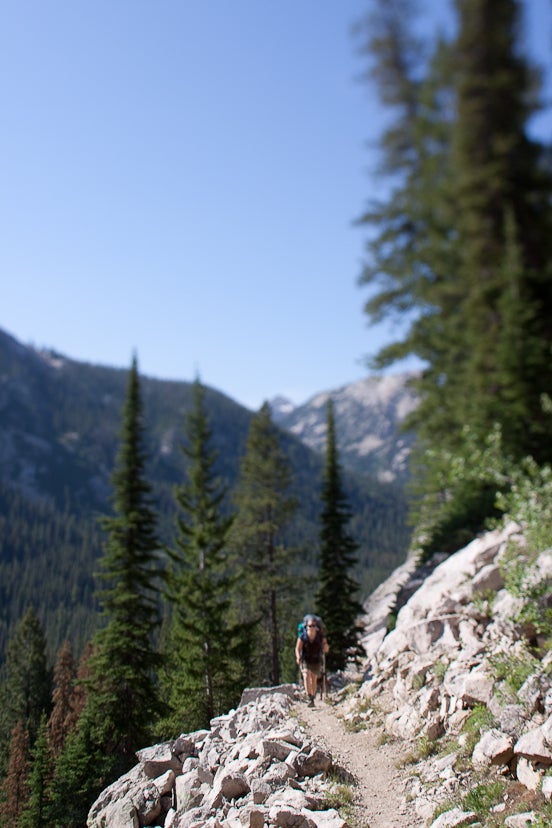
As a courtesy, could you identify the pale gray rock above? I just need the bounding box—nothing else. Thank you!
[542,775,552,800]
[514,727,552,764]
[263,762,296,789]
[301,808,348,828]
[262,738,299,762]
[87,764,148,828]
[472,563,503,593]
[208,767,250,809]
[496,705,527,738]
[515,756,545,791]
[174,769,203,811]
[137,742,183,778]
[442,669,494,706]
[172,805,210,827]
[239,685,299,706]
[429,807,478,827]
[472,729,514,766]
[267,805,316,828]
[164,807,177,827]
[519,672,552,715]
[154,769,176,797]
[238,806,266,828]
[294,746,332,777]
[249,778,271,804]
[173,735,199,758]
[265,788,311,810]
[504,812,537,826]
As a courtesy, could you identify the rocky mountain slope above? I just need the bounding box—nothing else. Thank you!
[270,372,419,482]
[89,521,552,827]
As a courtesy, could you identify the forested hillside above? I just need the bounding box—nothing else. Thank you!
[0,327,410,664]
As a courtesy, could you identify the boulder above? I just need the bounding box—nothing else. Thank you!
[472,729,514,766]
[515,756,544,791]
[429,807,478,827]
[136,742,183,777]
[514,727,552,765]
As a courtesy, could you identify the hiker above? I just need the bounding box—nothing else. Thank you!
[295,614,329,707]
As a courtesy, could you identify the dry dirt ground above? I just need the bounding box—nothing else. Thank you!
[296,693,426,828]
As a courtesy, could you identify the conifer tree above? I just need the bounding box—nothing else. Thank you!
[449,0,552,460]
[358,0,552,551]
[18,715,51,828]
[47,641,78,759]
[86,354,162,766]
[0,720,30,827]
[230,403,297,686]
[0,609,51,780]
[160,380,247,733]
[49,356,163,821]
[315,400,363,671]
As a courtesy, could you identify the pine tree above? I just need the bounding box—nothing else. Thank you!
[0,720,30,827]
[86,354,163,767]
[450,0,552,460]
[315,401,363,671]
[47,641,78,758]
[49,356,163,821]
[230,403,297,686]
[0,609,51,779]
[358,0,552,552]
[18,715,51,828]
[160,380,247,733]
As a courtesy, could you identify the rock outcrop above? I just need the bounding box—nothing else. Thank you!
[351,521,552,825]
[87,685,345,828]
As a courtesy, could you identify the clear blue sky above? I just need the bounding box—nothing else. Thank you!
[2,1,551,410]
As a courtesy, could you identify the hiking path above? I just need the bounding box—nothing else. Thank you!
[297,693,426,828]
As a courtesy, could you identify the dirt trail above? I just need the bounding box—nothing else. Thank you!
[298,696,425,828]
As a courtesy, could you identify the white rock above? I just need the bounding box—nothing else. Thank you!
[504,813,536,827]
[472,729,514,766]
[429,806,478,827]
[516,756,544,791]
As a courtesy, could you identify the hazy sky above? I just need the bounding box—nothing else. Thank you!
[2,1,551,410]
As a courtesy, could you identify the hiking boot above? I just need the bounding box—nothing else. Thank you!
[308,695,315,707]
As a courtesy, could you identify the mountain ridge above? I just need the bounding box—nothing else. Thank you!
[0,327,412,661]
[270,371,419,482]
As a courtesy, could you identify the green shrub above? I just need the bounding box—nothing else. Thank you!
[462,780,505,817]
[489,651,539,694]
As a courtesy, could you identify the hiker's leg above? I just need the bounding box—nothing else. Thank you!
[305,667,317,698]
[300,664,311,697]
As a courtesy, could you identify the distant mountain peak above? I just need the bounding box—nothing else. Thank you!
[271,372,419,482]
[268,395,297,418]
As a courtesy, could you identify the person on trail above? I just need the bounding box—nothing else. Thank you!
[295,614,329,707]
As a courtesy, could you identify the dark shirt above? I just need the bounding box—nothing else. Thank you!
[300,632,323,664]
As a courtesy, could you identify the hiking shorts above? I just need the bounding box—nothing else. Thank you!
[301,660,323,677]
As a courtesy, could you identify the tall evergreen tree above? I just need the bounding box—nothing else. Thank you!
[0,609,51,780]
[160,380,247,733]
[47,641,78,759]
[0,720,30,827]
[315,401,363,671]
[450,0,552,459]
[18,715,51,828]
[358,0,552,552]
[86,354,162,765]
[48,356,163,822]
[230,403,297,686]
